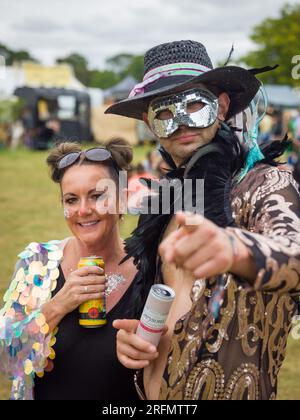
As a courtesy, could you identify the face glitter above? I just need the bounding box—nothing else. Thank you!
[105,273,126,296]
[148,88,219,138]
[63,208,70,219]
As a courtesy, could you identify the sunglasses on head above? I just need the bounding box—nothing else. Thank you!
[57,147,114,170]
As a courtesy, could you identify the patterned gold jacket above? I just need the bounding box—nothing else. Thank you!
[155,163,300,400]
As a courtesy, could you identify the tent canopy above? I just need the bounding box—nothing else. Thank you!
[264,84,300,109]
[105,76,137,100]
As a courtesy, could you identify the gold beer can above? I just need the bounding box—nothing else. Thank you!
[78,256,107,328]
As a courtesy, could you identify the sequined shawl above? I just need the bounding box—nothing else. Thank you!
[0,240,65,400]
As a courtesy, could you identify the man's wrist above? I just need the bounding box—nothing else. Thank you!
[225,228,256,282]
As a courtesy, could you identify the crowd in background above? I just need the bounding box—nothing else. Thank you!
[1,103,300,191]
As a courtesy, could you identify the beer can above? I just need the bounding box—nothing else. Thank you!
[78,256,107,328]
[136,284,175,346]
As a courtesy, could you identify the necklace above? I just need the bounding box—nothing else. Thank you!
[105,273,126,296]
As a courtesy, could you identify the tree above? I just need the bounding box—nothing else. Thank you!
[0,42,38,65]
[106,53,144,80]
[56,53,90,86]
[56,53,127,89]
[124,55,144,81]
[239,4,300,86]
[89,69,120,89]
[106,53,134,75]
[0,98,24,124]
[88,53,144,90]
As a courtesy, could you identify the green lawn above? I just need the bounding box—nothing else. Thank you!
[0,146,299,400]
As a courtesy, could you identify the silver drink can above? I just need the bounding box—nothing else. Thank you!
[136,284,175,347]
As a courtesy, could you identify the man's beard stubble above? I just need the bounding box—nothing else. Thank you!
[159,120,220,166]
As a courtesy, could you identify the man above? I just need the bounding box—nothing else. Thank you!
[107,40,300,400]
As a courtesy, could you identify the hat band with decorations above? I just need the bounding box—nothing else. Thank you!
[129,62,211,98]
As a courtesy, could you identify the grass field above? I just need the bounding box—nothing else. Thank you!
[0,146,299,400]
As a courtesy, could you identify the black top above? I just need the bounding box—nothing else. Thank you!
[34,266,138,400]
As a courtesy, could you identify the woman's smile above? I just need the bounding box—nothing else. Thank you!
[77,220,101,228]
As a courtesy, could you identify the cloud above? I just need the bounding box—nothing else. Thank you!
[13,18,63,33]
[0,0,298,68]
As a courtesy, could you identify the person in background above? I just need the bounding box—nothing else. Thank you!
[128,163,157,214]
[142,151,154,173]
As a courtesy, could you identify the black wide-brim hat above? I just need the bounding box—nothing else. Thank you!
[105,40,265,121]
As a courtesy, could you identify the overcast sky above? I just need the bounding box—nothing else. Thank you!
[0,0,298,69]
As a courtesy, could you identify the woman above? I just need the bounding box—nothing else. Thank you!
[0,138,138,400]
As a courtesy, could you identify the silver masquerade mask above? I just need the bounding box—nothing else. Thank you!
[148,88,219,138]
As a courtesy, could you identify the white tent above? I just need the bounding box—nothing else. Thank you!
[0,66,25,99]
[0,62,87,100]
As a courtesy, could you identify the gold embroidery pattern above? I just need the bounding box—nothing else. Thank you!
[163,285,206,399]
[205,276,237,354]
[253,169,298,202]
[265,294,295,388]
[224,363,260,400]
[236,290,264,357]
[184,359,225,400]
